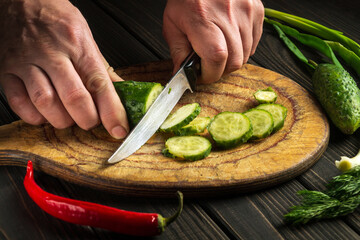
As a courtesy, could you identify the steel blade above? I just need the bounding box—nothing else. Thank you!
[107,68,192,164]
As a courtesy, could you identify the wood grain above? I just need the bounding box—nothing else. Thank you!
[0,62,329,197]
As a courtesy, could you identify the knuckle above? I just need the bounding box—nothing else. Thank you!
[242,0,255,11]
[31,89,55,108]
[65,25,84,47]
[101,109,118,121]
[63,88,89,105]
[7,95,45,125]
[7,93,27,109]
[206,48,228,65]
[85,73,109,94]
[188,0,207,18]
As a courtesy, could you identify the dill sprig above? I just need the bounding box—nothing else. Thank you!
[284,165,360,224]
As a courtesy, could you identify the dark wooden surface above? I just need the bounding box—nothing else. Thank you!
[1,0,360,239]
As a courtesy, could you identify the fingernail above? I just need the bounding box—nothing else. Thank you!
[111,125,128,139]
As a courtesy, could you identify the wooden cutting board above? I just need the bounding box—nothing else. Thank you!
[0,61,329,197]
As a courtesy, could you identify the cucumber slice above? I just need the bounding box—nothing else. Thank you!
[256,103,287,132]
[208,112,253,149]
[113,81,163,128]
[162,136,212,161]
[160,103,201,132]
[244,109,274,140]
[254,87,277,104]
[174,116,211,136]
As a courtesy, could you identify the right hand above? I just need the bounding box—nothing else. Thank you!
[163,0,264,84]
[0,0,129,139]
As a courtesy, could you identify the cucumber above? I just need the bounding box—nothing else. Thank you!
[244,109,274,140]
[160,103,201,132]
[256,103,287,132]
[208,112,253,149]
[162,136,212,161]
[254,87,277,104]
[113,81,163,128]
[173,116,211,136]
[312,64,360,134]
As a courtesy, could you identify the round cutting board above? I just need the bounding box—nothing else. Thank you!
[0,61,329,197]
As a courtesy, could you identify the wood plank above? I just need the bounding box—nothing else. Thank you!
[94,0,169,59]
[71,0,158,68]
[201,180,360,239]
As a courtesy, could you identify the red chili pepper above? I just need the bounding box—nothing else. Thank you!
[23,160,183,236]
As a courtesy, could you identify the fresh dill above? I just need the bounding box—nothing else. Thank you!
[284,165,360,224]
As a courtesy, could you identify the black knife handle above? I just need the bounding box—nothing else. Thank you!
[182,51,201,91]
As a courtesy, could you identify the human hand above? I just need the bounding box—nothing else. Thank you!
[0,0,129,139]
[163,0,264,83]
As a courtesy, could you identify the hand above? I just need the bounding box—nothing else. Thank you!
[0,0,129,139]
[163,0,264,83]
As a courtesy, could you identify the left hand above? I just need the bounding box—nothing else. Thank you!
[163,0,264,84]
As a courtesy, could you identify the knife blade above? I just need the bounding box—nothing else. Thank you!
[107,52,200,164]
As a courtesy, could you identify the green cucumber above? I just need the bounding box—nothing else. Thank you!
[173,116,211,136]
[162,136,212,161]
[254,87,277,104]
[312,64,360,134]
[160,103,201,132]
[244,109,274,140]
[113,81,163,128]
[256,103,287,132]
[208,112,253,149]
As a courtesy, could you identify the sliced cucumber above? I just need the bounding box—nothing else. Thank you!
[160,103,201,132]
[208,112,253,149]
[173,116,211,136]
[244,109,274,140]
[256,103,287,132]
[254,87,277,104]
[162,136,212,161]
[113,81,163,128]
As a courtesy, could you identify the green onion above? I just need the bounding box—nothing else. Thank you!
[265,8,360,58]
[325,41,360,78]
[265,17,342,69]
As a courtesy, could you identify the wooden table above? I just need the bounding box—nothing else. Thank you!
[1,0,360,239]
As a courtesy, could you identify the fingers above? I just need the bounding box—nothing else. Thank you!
[188,24,228,84]
[0,73,46,125]
[73,52,129,139]
[163,0,265,84]
[38,56,99,130]
[6,56,128,139]
[162,15,193,73]
[36,52,129,139]
[18,64,75,129]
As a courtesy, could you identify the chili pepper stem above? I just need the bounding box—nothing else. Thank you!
[158,191,184,232]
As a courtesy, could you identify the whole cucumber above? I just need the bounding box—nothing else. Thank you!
[312,64,360,134]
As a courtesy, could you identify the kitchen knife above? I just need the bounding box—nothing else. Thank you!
[107,52,200,164]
